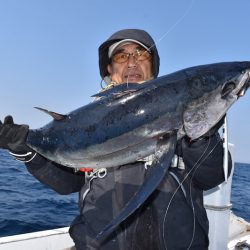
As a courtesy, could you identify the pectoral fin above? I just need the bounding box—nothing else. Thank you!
[96,132,177,240]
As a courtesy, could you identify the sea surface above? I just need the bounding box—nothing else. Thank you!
[0,149,249,237]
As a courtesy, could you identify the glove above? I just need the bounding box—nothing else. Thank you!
[0,116,36,162]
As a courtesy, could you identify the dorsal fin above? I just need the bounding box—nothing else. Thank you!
[34,107,67,121]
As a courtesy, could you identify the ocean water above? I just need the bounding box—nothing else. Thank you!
[231,162,250,222]
[0,149,249,237]
[0,150,78,237]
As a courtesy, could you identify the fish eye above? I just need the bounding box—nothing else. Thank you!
[221,81,236,98]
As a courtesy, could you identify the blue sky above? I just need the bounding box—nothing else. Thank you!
[0,0,250,163]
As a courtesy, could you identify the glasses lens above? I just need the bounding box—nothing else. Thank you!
[112,52,129,63]
[135,49,151,61]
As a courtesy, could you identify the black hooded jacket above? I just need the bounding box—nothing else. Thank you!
[25,133,231,250]
[24,29,230,250]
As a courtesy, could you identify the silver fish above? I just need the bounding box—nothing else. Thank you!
[27,61,250,170]
[26,61,250,239]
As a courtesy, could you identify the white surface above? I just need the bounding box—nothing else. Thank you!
[0,227,74,250]
[204,144,235,250]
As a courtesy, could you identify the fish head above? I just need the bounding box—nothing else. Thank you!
[183,61,250,139]
[227,62,250,97]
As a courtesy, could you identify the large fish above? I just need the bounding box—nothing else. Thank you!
[27,61,250,169]
[26,61,250,239]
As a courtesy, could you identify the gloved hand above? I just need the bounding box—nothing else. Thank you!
[0,116,36,162]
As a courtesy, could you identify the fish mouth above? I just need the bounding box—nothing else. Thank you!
[221,69,250,99]
[237,70,250,97]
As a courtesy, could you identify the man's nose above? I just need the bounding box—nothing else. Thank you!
[127,54,137,68]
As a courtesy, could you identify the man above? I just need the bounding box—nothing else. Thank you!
[0,29,230,249]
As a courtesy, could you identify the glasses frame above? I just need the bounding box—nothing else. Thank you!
[112,48,152,64]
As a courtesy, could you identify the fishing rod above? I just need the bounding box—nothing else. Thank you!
[223,115,229,182]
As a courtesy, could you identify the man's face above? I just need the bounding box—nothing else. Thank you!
[107,43,154,84]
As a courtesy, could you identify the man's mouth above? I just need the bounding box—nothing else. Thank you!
[124,74,143,81]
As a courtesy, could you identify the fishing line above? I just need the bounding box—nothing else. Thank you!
[187,137,221,249]
[126,0,196,86]
[162,137,211,249]
[148,0,196,52]
[162,136,221,249]
[101,0,195,89]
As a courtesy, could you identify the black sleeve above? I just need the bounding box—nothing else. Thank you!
[25,154,85,195]
[180,133,232,191]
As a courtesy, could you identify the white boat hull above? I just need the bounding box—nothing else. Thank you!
[0,227,74,250]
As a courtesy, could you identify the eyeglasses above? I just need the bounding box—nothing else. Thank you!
[112,49,152,64]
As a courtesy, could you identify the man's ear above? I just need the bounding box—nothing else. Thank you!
[107,64,112,74]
